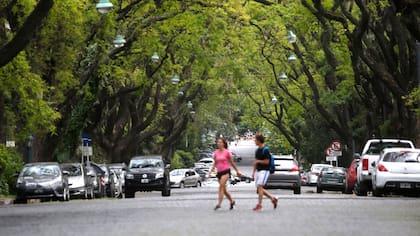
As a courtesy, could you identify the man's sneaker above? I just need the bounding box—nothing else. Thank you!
[272,197,278,209]
[253,204,262,211]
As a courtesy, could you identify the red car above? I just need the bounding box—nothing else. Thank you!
[345,155,360,194]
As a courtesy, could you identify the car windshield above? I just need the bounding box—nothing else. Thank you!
[312,165,331,172]
[383,152,420,163]
[367,142,412,154]
[274,159,296,168]
[21,165,60,178]
[129,159,163,169]
[170,170,185,176]
[61,164,82,176]
[109,167,122,175]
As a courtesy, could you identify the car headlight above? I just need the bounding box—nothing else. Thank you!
[126,173,134,179]
[155,173,164,179]
[17,178,23,185]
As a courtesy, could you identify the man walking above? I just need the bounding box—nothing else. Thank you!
[252,133,278,211]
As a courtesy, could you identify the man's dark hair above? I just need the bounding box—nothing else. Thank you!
[255,133,265,143]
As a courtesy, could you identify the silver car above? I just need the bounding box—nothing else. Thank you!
[265,155,301,194]
[61,163,95,199]
[170,169,202,188]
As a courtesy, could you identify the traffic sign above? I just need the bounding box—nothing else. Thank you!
[5,141,15,147]
[330,141,342,151]
[326,156,337,162]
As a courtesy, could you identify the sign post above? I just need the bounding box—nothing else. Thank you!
[81,133,93,164]
[326,141,342,167]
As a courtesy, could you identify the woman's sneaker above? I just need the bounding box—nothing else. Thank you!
[272,197,278,209]
[253,204,262,211]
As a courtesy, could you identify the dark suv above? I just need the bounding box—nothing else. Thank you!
[124,156,171,198]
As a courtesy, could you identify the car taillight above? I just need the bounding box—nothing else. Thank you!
[378,164,388,172]
[362,158,369,171]
[290,166,299,172]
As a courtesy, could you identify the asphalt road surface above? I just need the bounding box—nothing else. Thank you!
[1,140,419,236]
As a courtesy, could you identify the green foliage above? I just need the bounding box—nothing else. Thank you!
[171,150,196,169]
[0,145,23,195]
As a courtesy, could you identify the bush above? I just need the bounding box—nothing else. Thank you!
[0,145,24,195]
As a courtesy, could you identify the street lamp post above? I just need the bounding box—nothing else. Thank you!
[26,134,34,163]
[96,0,113,14]
[151,52,159,63]
[113,34,126,48]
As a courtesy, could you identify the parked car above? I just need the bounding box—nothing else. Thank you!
[193,167,209,181]
[264,155,301,194]
[15,162,70,203]
[108,163,127,192]
[96,164,116,198]
[344,155,360,194]
[61,163,95,199]
[84,162,106,198]
[317,167,347,193]
[231,151,242,162]
[124,155,171,197]
[308,164,333,185]
[371,148,420,197]
[355,139,415,196]
[110,168,123,198]
[194,158,214,168]
[170,169,202,188]
[301,171,309,186]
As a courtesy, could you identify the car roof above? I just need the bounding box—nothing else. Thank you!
[311,164,332,167]
[130,155,163,160]
[367,139,413,143]
[24,162,59,167]
[273,155,294,160]
[61,163,82,167]
[381,148,420,154]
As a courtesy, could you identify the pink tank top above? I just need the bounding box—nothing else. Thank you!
[214,149,232,172]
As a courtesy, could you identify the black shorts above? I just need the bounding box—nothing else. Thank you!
[216,169,231,179]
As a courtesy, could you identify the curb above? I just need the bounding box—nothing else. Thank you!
[0,198,14,205]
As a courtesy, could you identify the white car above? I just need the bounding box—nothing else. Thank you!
[372,148,420,196]
[308,164,333,185]
[170,169,202,188]
[194,158,214,168]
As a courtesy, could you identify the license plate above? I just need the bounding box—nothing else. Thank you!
[400,183,411,189]
[327,180,338,183]
[141,179,149,184]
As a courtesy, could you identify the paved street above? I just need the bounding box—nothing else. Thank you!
[1,184,419,236]
[1,140,419,236]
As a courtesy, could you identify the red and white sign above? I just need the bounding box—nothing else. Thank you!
[326,141,342,157]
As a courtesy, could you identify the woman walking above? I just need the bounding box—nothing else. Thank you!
[209,138,242,210]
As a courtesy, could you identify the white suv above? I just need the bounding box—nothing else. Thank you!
[372,148,420,196]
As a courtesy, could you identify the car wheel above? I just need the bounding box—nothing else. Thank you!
[125,189,135,198]
[344,181,352,194]
[316,185,323,193]
[372,187,383,197]
[355,182,368,196]
[294,186,301,194]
